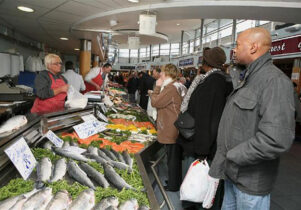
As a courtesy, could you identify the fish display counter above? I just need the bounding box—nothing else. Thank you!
[0,87,165,210]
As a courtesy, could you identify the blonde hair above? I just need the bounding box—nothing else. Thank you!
[44,54,61,70]
[162,64,179,79]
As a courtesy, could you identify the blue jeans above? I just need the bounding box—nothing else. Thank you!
[222,180,270,210]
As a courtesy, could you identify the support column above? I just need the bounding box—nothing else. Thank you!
[79,39,91,78]
[180,30,184,56]
[92,55,99,67]
[231,19,237,45]
[200,19,204,52]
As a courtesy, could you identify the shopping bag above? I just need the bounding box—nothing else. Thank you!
[202,176,220,209]
[65,85,88,109]
[180,159,210,203]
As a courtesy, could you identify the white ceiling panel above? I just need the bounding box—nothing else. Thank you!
[16,0,67,9]
[42,10,82,24]
[57,1,106,17]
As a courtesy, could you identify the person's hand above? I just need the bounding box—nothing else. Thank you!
[156,78,163,86]
[61,84,69,93]
[95,84,101,90]
[148,90,153,95]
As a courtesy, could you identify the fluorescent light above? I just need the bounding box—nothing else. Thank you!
[17,6,34,13]
[74,48,80,51]
[128,0,139,3]
[60,37,68,40]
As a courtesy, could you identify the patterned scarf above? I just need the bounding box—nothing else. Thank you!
[180,68,221,112]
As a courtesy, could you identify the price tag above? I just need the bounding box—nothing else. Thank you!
[5,137,37,180]
[45,130,64,147]
[100,103,107,113]
[111,107,118,113]
[81,114,98,122]
[73,120,107,139]
[96,110,108,122]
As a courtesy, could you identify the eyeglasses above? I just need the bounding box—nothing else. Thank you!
[52,62,62,66]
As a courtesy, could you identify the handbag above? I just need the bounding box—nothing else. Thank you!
[174,111,195,140]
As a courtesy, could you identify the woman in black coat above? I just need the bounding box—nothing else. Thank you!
[177,47,233,210]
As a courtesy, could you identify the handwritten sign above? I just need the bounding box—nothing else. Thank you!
[81,114,98,122]
[73,120,107,139]
[96,110,108,122]
[45,130,64,147]
[5,137,37,180]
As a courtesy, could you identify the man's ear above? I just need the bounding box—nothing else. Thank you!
[250,42,258,54]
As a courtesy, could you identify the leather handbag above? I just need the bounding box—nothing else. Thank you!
[174,111,195,140]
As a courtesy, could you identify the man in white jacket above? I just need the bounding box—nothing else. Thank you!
[63,61,86,92]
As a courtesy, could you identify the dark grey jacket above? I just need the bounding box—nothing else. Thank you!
[209,52,295,195]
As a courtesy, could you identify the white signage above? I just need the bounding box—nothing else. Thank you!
[100,103,107,113]
[81,114,98,122]
[96,110,108,122]
[45,130,64,147]
[73,120,107,139]
[5,137,37,180]
[111,107,118,113]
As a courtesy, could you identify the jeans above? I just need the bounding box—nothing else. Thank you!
[222,180,270,210]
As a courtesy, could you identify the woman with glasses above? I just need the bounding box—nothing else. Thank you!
[31,53,69,115]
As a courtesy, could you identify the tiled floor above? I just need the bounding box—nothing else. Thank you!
[271,141,301,210]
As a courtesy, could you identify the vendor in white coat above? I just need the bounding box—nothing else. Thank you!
[83,63,112,93]
[63,61,86,92]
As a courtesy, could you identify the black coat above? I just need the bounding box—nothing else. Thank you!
[177,73,233,159]
[127,77,139,94]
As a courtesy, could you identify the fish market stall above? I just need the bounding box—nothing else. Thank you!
[0,87,165,210]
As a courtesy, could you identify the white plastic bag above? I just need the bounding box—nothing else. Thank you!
[146,96,157,120]
[65,85,88,109]
[180,159,210,203]
[202,176,219,209]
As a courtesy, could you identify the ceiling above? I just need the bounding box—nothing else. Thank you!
[0,0,301,55]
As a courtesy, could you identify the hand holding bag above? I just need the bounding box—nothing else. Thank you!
[174,111,195,140]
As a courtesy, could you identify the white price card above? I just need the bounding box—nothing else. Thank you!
[81,114,98,122]
[45,130,64,147]
[73,120,107,139]
[96,110,108,122]
[5,137,37,180]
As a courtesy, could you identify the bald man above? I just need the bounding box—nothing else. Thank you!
[209,27,295,210]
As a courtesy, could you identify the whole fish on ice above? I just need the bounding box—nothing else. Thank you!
[69,189,95,210]
[49,158,67,183]
[67,160,95,189]
[93,196,119,210]
[0,115,27,135]
[45,190,71,210]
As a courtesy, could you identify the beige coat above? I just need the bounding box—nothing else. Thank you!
[151,82,182,144]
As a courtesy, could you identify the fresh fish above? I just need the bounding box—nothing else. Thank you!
[43,141,54,150]
[105,206,118,210]
[97,149,112,161]
[110,161,132,173]
[86,153,112,166]
[138,205,150,210]
[69,189,95,210]
[0,188,39,209]
[100,148,117,161]
[46,190,71,210]
[53,147,92,162]
[70,141,78,147]
[87,146,98,156]
[103,163,135,190]
[122,150,133,169]
[79,163,110,188]
[22,187,52,210]
[38,192,53,210]
[111,149,126,163]
[0,115,27,134]
[119,199,139,210]
[67,160,95,189]
[8,195,27,210]
[93,196,119,210]
[62,141,70,148]
[37,157,52,182]
[49,158,67,183]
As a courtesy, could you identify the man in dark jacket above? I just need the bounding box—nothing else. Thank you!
[209,27,295,210]
[127,71,139,103]
[138,71,155,110]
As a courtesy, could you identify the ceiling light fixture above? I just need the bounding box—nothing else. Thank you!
[177,23,180,26]
[139,12,156,35]
[74,48,80,51]
[128,0,139,3]
[17,6,34,13]
[60,37,68,40]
